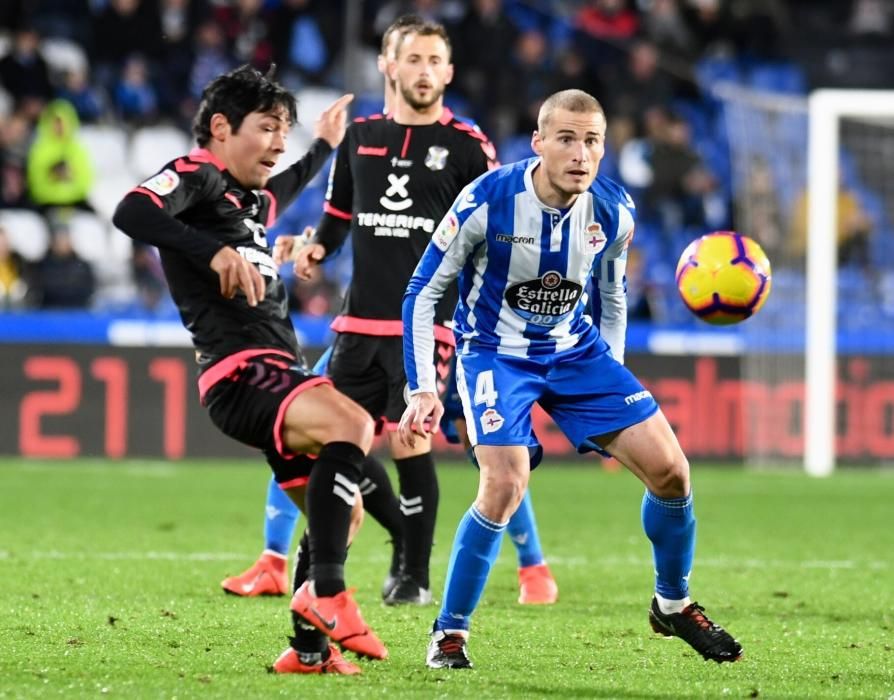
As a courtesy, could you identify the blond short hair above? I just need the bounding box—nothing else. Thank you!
[537,89,604,133]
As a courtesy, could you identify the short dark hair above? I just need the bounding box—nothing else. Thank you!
[393,19,452,59]
[380,14,424,57]
[192,65,297,146]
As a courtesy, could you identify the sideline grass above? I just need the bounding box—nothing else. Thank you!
[1,459,892,698]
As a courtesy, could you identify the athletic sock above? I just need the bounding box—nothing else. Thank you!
[507,490,545,568]
[263,475,300,555]
[358,455,404,549]
[641,489,695,601]
[305,441,364,597]
[394,452,438,589]
[435,505,507,633]
[290,529,328,655]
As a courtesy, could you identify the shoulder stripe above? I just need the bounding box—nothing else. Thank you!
[174,157,200,173]
[187,147,226,171]
[130,187,163,208]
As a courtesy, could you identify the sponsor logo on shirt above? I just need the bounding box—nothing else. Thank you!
[504,271,583,326]
[140,169,179,196]
[380,173,413,211]
[356,212,436,238]
[457,192,477,212]
[496,233,536,245]
[624,390,653,405]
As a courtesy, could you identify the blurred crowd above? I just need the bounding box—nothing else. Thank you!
[1,0,892,319]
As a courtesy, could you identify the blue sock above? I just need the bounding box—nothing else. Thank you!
[507,490,545,568]
[641,490,695,600]
[263,476,301,556]
[435,506,507,632]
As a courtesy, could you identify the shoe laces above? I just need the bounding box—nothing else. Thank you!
[438,634,467,656]
[684,603,717,631]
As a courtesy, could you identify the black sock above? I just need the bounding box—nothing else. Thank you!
[305,441,364,596]
[289,530,327,655]
[359,455,404,560]
[394,452,438,589]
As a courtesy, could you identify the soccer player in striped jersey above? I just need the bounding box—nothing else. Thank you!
[400,89,743,668]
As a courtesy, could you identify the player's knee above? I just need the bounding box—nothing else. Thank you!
[326,401,375,453]
[478,469,526,521]
[648,453,690,498]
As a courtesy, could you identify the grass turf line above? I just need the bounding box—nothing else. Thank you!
[1,459,892,698]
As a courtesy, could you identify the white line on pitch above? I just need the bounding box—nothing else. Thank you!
[0,551,887,570]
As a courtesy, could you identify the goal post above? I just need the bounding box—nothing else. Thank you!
[805,90,894,476]
[717,83,894,473]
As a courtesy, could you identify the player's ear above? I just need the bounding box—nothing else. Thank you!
[531,130,543,156]
[210,113,231,142]
[376,54,387,76]
[444,62,454,86]
[387,58,398,82]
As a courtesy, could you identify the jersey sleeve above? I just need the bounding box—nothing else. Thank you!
[313,125,355,255]
[113,160,225,265]
[595,195,635,364]
[403,183,487,393]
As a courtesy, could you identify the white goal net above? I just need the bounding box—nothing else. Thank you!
[717,85,894,471]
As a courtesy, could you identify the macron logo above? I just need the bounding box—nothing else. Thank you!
[624,390,652,405]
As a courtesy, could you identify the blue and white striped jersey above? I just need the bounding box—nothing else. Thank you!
[403,157,635,394]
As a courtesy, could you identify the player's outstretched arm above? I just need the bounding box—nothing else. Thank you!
[209,246,266,307]
[398,392,444,448]
[314,94,354,148]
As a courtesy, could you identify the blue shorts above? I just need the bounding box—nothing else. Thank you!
[455,337,658,459]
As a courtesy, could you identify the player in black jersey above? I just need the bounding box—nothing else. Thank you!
[220,16,417,604]
[278,20,499,606]
[112,65,385,675]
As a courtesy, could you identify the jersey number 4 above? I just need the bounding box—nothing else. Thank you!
[474,370,498,407]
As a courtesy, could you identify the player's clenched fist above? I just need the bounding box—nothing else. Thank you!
[272,226,315,266]
[398,391,443,448]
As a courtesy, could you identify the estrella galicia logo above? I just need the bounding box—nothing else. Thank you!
[504,270,583,326]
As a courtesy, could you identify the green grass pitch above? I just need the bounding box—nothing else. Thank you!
[1,459,892,698]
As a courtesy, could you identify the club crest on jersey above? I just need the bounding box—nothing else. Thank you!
[480,408,504,434]
[432,212,459,251]
[425,146,449,171]
[140,169,179,196]
[583,223,607,254]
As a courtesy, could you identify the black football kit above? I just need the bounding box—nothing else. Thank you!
[113,139,333,482]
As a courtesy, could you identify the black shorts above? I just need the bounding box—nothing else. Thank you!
[200,349,331,487]
[327,333,455,429]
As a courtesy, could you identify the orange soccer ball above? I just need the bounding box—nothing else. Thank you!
[675,231,772,325]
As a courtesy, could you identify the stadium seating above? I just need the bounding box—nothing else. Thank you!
[39,37,89,82]
[129,126,192,181]
[0,209,50,261]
